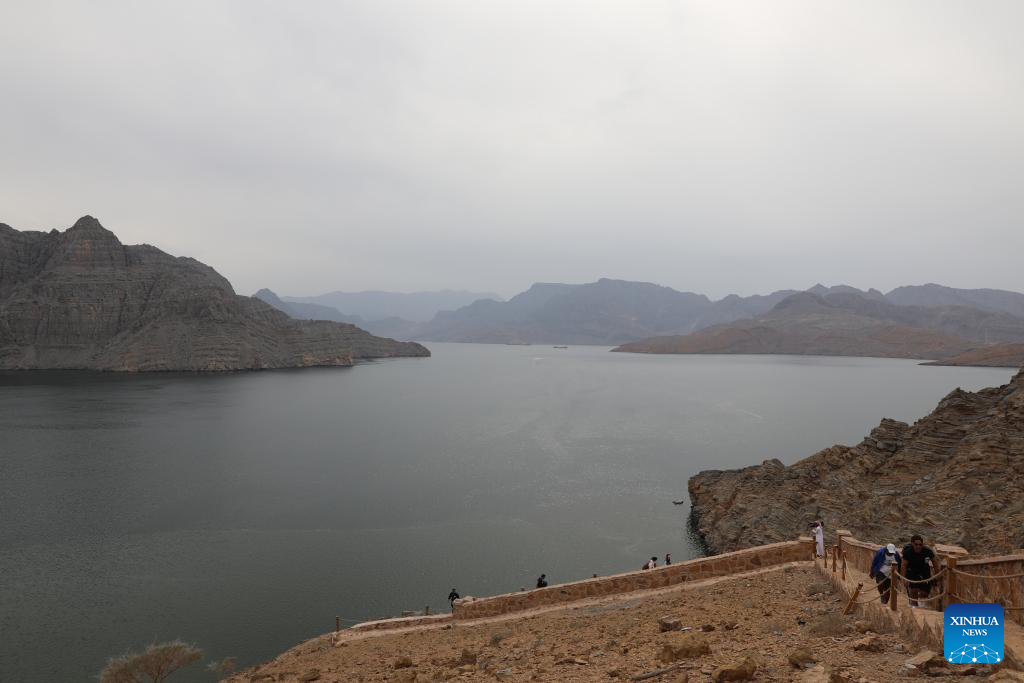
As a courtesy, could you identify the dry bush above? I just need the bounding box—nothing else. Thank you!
[808,613,848,637]
[100,641,203,683]
[805,582,832,597]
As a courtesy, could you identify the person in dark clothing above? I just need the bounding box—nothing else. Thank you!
[665,553,672,566]
[447,588,460,608]
[901,534,936,608]
[536,574,548,588]
[869,543,901,604]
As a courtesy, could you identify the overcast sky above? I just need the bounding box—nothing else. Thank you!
[1,1,1022,300]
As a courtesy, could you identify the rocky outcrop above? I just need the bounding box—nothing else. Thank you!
[0,216,429,371]
[688,369,1024,555]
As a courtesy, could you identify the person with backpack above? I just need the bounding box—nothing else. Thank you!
[869,543,901,604]
[535,574,548,588]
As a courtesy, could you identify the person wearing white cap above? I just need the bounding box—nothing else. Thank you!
[869,543,902,604]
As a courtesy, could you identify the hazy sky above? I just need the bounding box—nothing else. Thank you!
[2,1,1022,300]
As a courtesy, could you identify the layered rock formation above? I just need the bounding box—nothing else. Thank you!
[615,291,1024,364]
[0,216,429,371]
[688,369,1024,555]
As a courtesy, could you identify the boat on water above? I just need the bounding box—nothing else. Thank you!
[553,345,568,349]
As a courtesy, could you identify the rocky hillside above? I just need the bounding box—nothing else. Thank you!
[0,217,429,371]
[614,291,1024,363]
[688,369,1024,555]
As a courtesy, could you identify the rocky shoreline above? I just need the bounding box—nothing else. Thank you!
[688,368,1024,556]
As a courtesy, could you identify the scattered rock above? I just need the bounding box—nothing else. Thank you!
[854,620,871,633]
[393,670,418,683]
[798,664,849,683]
[700,624,716,632]
[658,634,711,662]
[788,649,817,669]
[853,636,884,652]
[659,616,684,632]
[722,621,739,630]
[457,649,477,666]
[712,656,758,682]
[394,656,414,669]
[298,670,321,682]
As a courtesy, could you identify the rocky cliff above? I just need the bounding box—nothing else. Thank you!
[688,369,1024,555]
[0,217,429,371]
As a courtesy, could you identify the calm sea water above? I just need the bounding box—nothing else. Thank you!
[0,344,1014,681]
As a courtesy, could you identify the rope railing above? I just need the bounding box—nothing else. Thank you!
[892,567,946,585]
[951,567,1024,580]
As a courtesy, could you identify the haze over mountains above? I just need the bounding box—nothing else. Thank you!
[0,217,428,371]
[253,278,1024,365]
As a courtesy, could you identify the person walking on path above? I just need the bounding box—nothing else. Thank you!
[869,543,901,604]
[901,534,936,608]
[535,574,548,588]
[447,588,460,609]
[665,553,672,566]
[642,556,657,570]
[812,520,825,558]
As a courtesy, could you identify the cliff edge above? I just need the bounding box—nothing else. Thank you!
[688,369,1024,555]
[0,216,429,371]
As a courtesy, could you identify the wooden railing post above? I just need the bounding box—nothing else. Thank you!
[843,583,862,615]
[832,545,838,573]
[889,570,898,611]
[946,556,958,608]
[841,551,847,581]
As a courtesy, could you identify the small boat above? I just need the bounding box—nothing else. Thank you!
[553,345,568,349]
[672,500,685,505]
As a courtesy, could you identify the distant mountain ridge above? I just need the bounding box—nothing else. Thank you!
[614,290,1024,364]
[416,278,799,345]
[410,280,1024,357]
[283,289,501,323]
[0,217,429,371]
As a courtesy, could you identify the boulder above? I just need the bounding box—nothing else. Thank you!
[853,636,884,652]
[904,650,946,672]
[658,633,711,662]
[394,656,414,669]
[788,649,818,668]
[712,656,758,682]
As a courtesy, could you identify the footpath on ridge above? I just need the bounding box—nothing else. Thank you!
[227,533,1024,682]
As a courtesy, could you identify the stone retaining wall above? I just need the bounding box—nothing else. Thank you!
[452,539,813,620]
[956,555,1024,627]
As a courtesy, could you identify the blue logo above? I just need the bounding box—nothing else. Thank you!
[944,603,1004,664]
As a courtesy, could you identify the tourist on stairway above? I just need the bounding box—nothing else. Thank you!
[901,534,936,608]
[869,543,901,604]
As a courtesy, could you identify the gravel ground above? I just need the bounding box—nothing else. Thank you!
[226,564,986,682]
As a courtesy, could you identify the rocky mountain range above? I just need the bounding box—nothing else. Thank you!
[254,288,422,340]
[0,217,428,371]
[283,288,501,323]
[688,369,1024,555]
[614,290,1024,364]
[414,279,800,345]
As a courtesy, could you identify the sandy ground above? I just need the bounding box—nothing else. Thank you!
[226,563,984,682]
